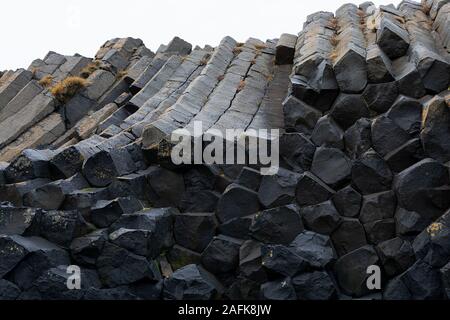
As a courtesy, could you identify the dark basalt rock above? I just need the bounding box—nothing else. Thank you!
[216,184,260,223]
[332,185,362,218]
[174,213,218,253]
[301,200,341,235]
[258,168,302,208]
[250,205,304,245]
[295,172,335,206]
[261,244,307,278]
[96,242,161,288]
[292,271,337,300]
[260,278,297,300]
[201,235,242,274]
[334,245,380,297]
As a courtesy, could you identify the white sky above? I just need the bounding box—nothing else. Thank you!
[0,0,400,70]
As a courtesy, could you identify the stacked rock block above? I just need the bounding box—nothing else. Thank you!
[0,1,449,301]
[0,34,297,300]
[0,38,158,162]
[282,0,450,300]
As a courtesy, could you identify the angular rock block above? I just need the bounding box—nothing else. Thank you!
[333,46,368,93]
[279,133,316,172]
[311,116,345,150]
[201,235,242,274]
[421,96,450,163]
[332,185,362,218]
[216,184,260,223]
[352,149,393,195]
[163,264,221,300]
[82,149,137,187]
[0,206,41,236]
[23,173,89,210]
[110,208,176,258]
[311,147,352,188]
[376,237,415,277]
[258,168,302,208]
[301,200,341,235]
[376,18,410,59]
[250,205,304,244]
[371,115,411,157]
[331,218,367,256]
[283,95,321,134]
[275,33,297,65]
[292,271,337,300]
[296,172,335,206]
[291,61,339,111]
[362,81,398,114]
[91,197,144,228]
[260,278,297,300]
[366,44,395,83]
[0,179,51,206]
[329,94,370,130]
[334,245,380,297]
[289,230,337,269]
[174,213,218,253]
[261,244,307,278]
[96,242,161,288]
[344,118,373,159]
[393,158,450,219]
[70,229,108,266]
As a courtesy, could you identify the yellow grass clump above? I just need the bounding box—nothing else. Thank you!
[50,76,88,103]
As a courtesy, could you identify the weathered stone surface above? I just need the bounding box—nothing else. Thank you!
[174,213,218,253]
[421,96,450,163]
[344,118,373,159]
[296,172,335,206]
[334,245,380,297]
[292,271,337,300]
[311,116,344,149]
[82,149,137,187]
[376,17,410,59]
[250,205,304,244]
[201,235,242,274]
[366,44,395,83]
[384,260,444,300]
[283,95,321,134]
[0,206,41,235]
[0,279,21,300]
[260,278,297,300]
[329,94,370,130]
[275,34,297,65]
[163,264,220,300]
[261,244,307,278]
[360,191,396,224]
[301,200,341,235]
[96,242,161,288]
[352,149,393,195]
[70,229,108,266]
[110,208,176,258]
[279,133,316,172]
[239,240,267,282]
[258,168,301,208]
[289,230,336,269]
[393,158,450,218]
[371,115,411,157]
[331,218,367,256]
[376,237,415,277]
[216,184,260,223]
[387,95,423,136]
[332,185,362,218]
[362,82,398,114]
[311,147,352,187]
[23,173,89,210]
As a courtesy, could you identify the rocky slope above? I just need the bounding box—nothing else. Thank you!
[0,0,449,300]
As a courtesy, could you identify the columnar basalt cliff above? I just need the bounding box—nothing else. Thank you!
[0,0,449,300]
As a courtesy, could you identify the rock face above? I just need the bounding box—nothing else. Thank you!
[0,0,450,301]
